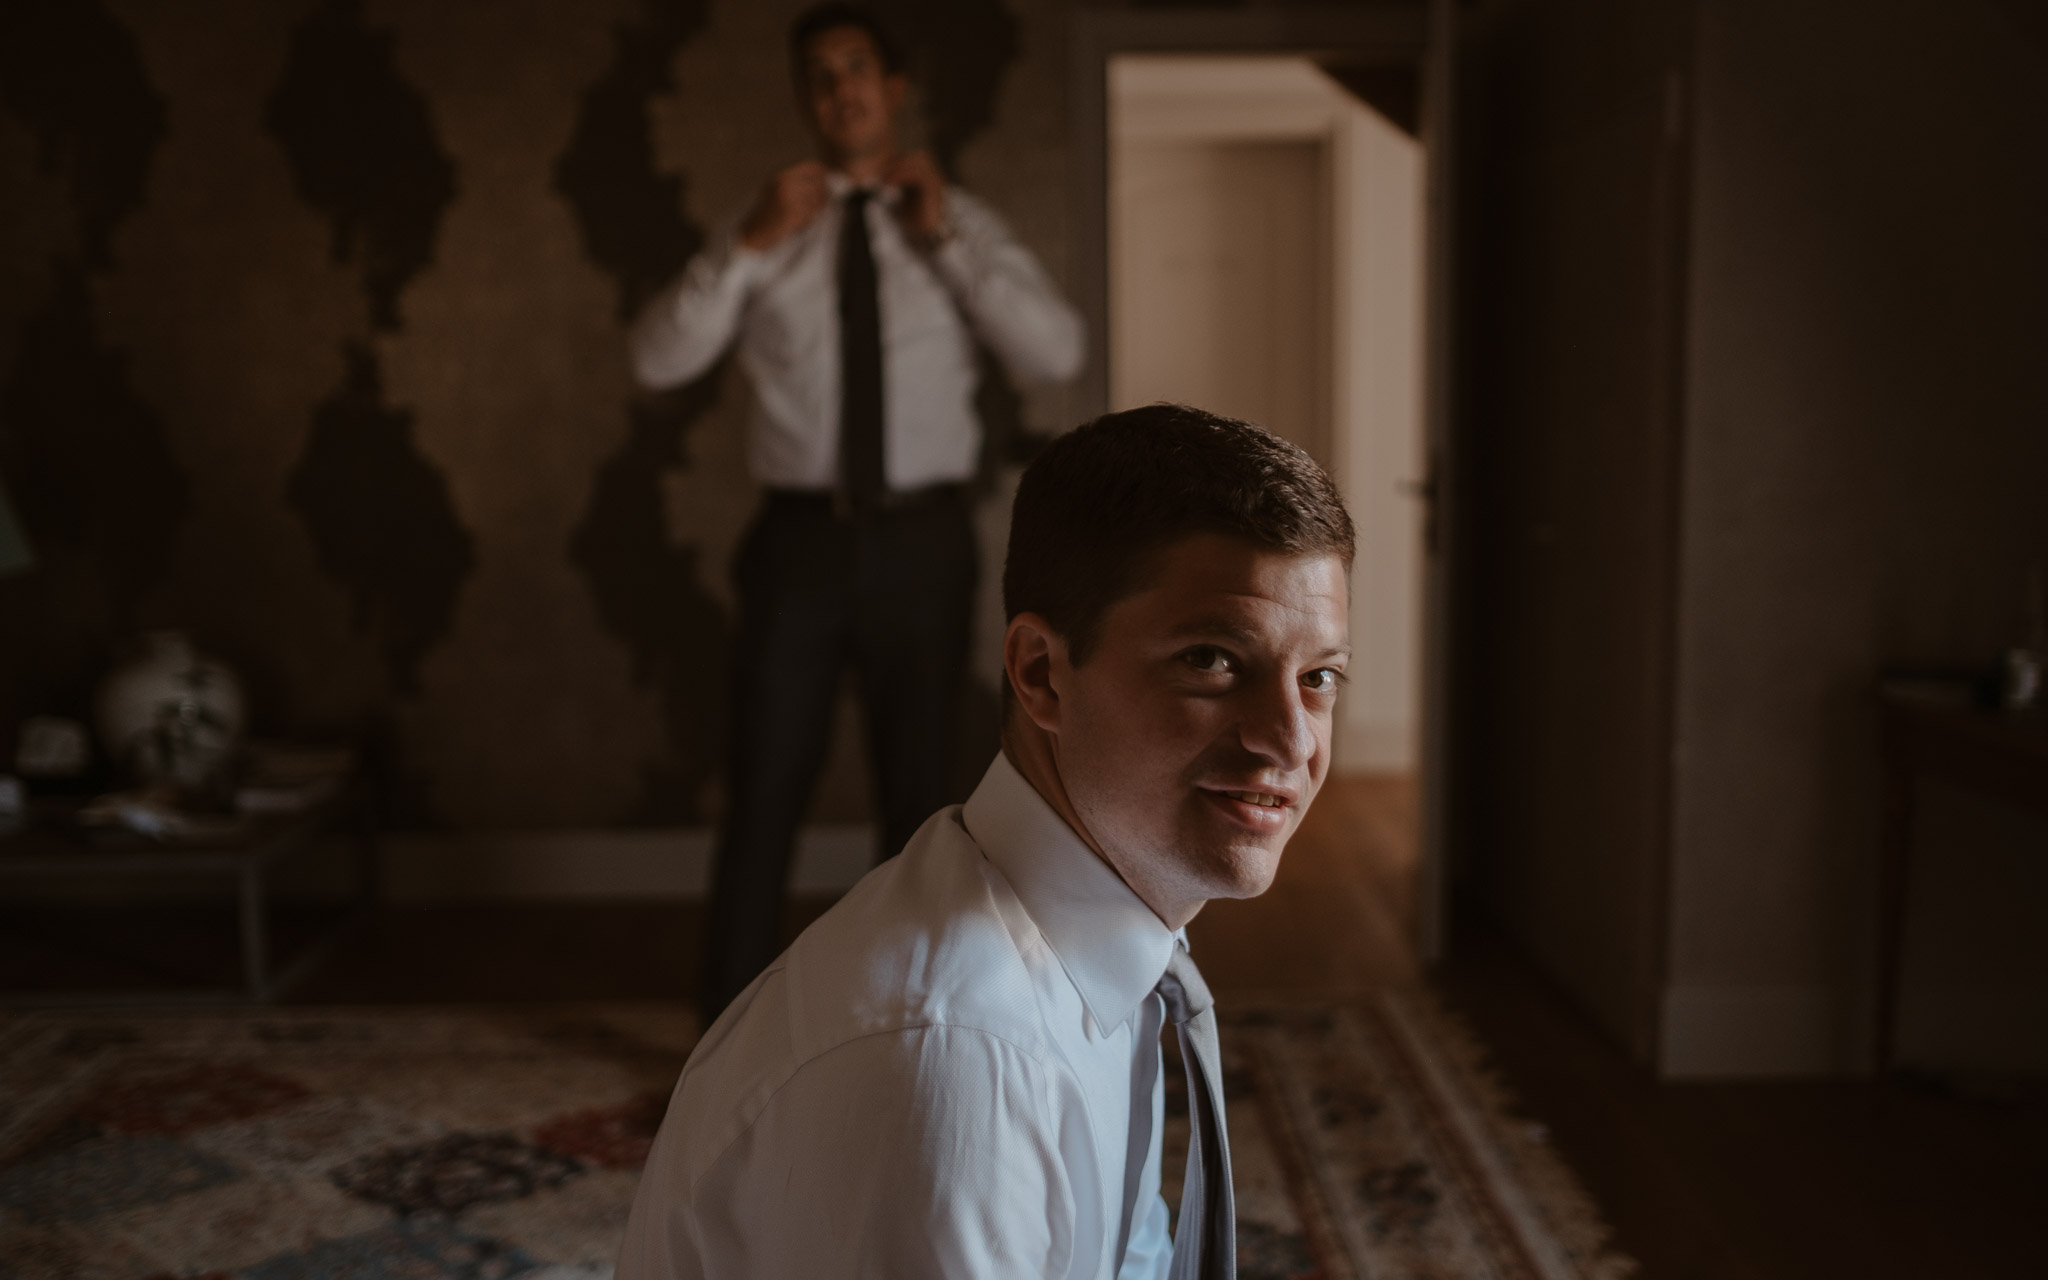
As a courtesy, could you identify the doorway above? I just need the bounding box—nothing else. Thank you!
[1075,3,1451,974]
[1110,55,1424,781]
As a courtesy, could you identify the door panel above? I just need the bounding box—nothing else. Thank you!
[1111,138,1331,466]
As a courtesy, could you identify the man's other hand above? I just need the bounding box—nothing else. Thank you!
[740,162,830,251]
[887,151,950,249]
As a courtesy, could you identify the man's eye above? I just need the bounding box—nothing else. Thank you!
[1181,646,1234,674]
[1303,668,1343,693]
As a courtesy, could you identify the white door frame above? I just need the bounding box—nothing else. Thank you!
[1070,1,1456,963]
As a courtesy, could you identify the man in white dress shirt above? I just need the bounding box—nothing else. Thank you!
[629,3,1084,1020]
[618,404,1355,1279]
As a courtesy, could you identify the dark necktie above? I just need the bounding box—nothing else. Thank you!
[1158,946,1235,1280]
[837,188,886,509]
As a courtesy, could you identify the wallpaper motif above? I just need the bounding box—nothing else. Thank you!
[870,0,1021,179]
[553,0,711,323]
[0,0,167,271]
[264,0,473,696]
[557,0,728,823]
[264,0,457,334]
[0,0,181,634]
[0,269,187,625]
[286,343,474,697]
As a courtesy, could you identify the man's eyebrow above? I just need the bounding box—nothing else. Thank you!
[1165,618,1351,662]
[1165,616,1262,644]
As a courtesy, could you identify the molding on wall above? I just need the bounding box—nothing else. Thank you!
[381,823,878,902]
[1658,982,1846,1078]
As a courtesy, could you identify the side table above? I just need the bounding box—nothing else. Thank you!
[0,781,379,1004]
[1874,686,2048,1072]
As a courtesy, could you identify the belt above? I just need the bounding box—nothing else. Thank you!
[764,483,964,522]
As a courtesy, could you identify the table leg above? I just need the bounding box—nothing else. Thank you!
[1873,743,1915,1074]
[240,863,269,1000]
[356,788,382,909]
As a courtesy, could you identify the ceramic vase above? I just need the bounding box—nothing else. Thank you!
[95,631,246,791]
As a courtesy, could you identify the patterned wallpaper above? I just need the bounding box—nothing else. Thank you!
[0,0,1071,830]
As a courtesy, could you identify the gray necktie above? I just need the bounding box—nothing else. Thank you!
[1158,946,1235,1280]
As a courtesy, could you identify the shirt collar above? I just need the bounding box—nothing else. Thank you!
[962,752,1178,1033]
[825,168,899,207]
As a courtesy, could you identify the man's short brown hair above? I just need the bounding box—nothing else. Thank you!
[789,3,905,78]
[1003,403,1355,664]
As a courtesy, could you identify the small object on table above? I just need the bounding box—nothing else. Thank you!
[96,631,246,793]
[0,776,23,834]
[2003,647,2042,713]
[14,716,92,780]
[76,787,248,843]
[234,743,355,815]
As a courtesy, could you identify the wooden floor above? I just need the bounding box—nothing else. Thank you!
[7,775,2045,1278]
[1192,772,1423,998]
[1263,779,2048,1280]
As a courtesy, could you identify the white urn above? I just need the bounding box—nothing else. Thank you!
[95,631,247,791]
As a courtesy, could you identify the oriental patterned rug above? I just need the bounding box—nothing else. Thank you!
[0,995,1630,1280]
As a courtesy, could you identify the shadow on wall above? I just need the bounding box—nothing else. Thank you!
[555,0,728,824]
[0,0,178,743]
[265,0,472,701]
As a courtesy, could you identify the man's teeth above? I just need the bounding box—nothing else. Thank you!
[1224,790,1284,808]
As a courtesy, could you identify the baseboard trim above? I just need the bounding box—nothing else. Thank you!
[382,824,878,902]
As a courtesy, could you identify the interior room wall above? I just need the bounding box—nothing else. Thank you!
[1458,0,2048,1077]
[1665,0,2048,1076]
[1453,0,1694,1061]
[0,0,1077,872]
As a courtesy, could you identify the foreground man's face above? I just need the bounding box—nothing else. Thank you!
[1059,534,1349,924]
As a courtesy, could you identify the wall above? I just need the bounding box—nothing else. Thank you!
[1665,0,2048,1075]
[1458,0,2048,1076]
[1453,0,1693,1059]
[0,0,1078,858]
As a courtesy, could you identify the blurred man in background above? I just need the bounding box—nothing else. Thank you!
[629,3,1083,1018]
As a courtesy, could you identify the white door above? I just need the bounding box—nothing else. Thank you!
[1110,137,1332,466]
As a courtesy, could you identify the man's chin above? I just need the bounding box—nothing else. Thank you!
[822,119,885,156]
[1189,839,1285,903]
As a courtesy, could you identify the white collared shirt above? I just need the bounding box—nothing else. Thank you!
[616,753,1179,1280]
[628,173,1085,491]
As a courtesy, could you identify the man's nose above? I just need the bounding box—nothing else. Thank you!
[1239,676,1315,771]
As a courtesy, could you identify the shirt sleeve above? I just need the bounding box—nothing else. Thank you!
[927,190,1086,389]
[627,226,768,390]
[681,1025,1087,1280]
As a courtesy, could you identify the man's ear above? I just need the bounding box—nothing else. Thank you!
[1003,612,1066,734]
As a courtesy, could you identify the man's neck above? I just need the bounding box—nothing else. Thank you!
[999,719,1200,931]
[827,144,897,188]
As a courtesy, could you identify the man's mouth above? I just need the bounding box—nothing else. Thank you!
[1197,783,1300,831]
[1219,789,1287,809]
